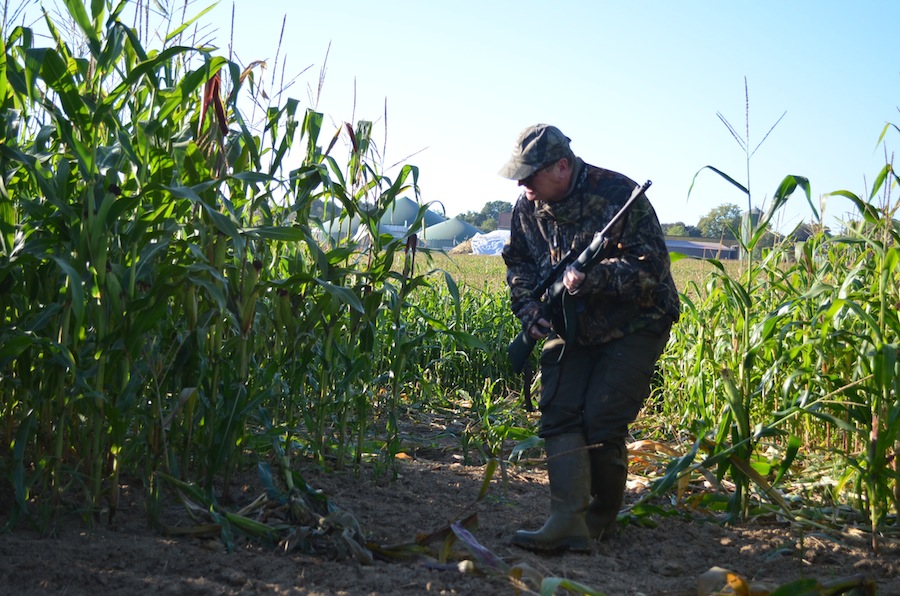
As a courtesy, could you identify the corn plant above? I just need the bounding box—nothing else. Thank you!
[679,80,813,520]
[0,1,475,533]
[802,171,899,550]
[654,119,898,550]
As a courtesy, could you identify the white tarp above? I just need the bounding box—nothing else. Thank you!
[470,230,510,255]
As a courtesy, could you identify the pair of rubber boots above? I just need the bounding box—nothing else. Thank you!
[511,433,627,553]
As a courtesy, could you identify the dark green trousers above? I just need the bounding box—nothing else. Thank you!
[537,324,671,444]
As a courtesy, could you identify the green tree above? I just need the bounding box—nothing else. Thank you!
[480,200,512,222]
[664,223,687,236]
[309,199,344,221]
[698,204,742,239]
[790,222,832,242]
[662,222,702,237]
[457,200,512,232]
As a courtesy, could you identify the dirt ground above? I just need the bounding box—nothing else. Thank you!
[1,430,898,596]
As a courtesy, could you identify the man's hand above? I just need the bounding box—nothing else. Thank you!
[563,266,585,293]
[529,317,552,339]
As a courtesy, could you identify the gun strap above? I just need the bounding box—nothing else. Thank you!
[523,360,535,412]
[561,291,578,344]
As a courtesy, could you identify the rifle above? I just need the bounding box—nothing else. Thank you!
[507,180,652,375]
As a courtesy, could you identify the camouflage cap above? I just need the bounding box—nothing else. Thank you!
[498,124,572,180]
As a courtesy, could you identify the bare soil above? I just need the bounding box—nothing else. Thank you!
[1,426,898,596]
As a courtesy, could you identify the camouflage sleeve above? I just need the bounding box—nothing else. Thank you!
[572,197,670,300]
[501,197,545,329]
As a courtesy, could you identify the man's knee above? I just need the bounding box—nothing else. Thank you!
[538,404,584,439]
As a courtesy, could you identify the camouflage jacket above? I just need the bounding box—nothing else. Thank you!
[502,159,680,345]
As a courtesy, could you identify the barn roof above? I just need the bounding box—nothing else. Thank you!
[380,197,445,228]
[423,217,480,243]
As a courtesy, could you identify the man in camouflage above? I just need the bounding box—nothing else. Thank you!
[499,124,680,553]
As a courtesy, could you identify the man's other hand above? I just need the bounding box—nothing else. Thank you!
[530,317,552,339]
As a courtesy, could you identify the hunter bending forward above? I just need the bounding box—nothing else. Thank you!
[499,124,680,553]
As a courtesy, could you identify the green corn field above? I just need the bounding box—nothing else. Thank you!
[1,0,898,562]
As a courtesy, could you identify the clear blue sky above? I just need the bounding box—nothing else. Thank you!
[198,0,899,232]
[25,1,900,231]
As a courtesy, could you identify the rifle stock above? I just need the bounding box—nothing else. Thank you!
[507,180,652,374]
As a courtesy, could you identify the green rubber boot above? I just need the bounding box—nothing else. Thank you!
[585,440,628,540]
[511,433,592,553]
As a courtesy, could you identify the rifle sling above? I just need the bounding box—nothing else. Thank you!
[561,290,579,344]
[523,360,535,412]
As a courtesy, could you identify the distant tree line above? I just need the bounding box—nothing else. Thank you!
[453,199,750,238]
[310,200,341,221]
[665,203,834,249]
[456,200,513,232]
[445,199,836,243]
[450,199,752,238]
[661,222,703,237]
[663,203,744,239]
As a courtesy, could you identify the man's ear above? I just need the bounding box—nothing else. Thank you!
[554,157,571,178]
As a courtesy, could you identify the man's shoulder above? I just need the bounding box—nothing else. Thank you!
[580,164,635,204]
[583,163,635,188]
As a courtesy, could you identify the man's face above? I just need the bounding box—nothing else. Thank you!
[518,159,569,202]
